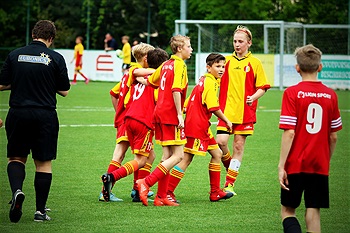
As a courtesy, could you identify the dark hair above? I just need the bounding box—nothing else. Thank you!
[147,48,169,69]
[206,53,225,66]
[32,20,56,41]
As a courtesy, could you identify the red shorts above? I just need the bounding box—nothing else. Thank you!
[184,129,219,156]
[217,122,254,135]
[154,123,186,146]
[125,118,153,157]
[116,123,128,143]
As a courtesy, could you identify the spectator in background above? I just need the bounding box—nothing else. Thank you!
[130,38,140,65]
[104,33,118,51]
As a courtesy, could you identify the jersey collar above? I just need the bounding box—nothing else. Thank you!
[232,51,252,60]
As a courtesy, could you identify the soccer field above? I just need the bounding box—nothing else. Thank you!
[0,82,349,232]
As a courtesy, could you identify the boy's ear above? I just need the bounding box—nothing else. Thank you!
[295,64,301,73]
[317,63,323,72]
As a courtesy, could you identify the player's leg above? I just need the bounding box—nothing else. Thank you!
[281,205,301,233]
[167,151,194,202]
[78,70,89,84]
[208,147,233,201]
[33,160,52,222]
[305,208,321,232]
[304,174,328,233]
[223,134,246,194]
[216,131,231,170]
[71,69,78,84]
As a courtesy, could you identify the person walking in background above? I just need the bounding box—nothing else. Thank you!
[278,44,342,233]
[104,33,118,51]
[70,36,89,85]
[0,20,70,222]
[216,25,270,195]
[121,35,131,74]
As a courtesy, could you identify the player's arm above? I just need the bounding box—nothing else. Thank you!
[246,88,266,106]
[111,95,119,112]
[278,129,295,191]
[0,84,11,91]
[57,90,69,97]
[329,132,338,158]
[213,110,232,132]
[173,91,184,128]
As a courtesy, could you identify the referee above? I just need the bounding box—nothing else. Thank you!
[0,20,70,222]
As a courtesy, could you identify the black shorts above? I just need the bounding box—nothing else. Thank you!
[281,173,329,209]
[122,63,130,70]
[5,108,59,161]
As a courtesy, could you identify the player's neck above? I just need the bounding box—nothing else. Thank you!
[33,38,52,48]
[301,72,319,82]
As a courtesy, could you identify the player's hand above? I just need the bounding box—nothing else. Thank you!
[226,121,233,133]
[177,114,184,129]
[246,96,254,106]
[278,167,289,191]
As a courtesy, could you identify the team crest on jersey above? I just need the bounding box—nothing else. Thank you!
[18,52,52,66]
[297,91,305,98]
[244,65,250,72]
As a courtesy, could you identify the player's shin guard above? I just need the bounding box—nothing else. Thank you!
[168,166,185,194]
[7,161,26,194]
[209,163,221,193]
[107,160,121,173]
[282,216,302,233]
[111,160,138,182]
[157,172,170,199]
[34,172,52,214]
[221,152,231,171]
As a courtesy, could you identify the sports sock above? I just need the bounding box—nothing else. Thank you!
[80,72,89,80]
[221,151,231,171]
[282,216,302,233]
[157,172,170,199]
[133,170,139,191]
[107,160,121,173]
[209,163,221,193]
[7,161,26,194]
[168,166,185,194]
[225,159,241,186]
[138,163,152,179]
[111,160,138,182]
[73,73,77,82]
[34,172,52,214]
[144,163,168,188]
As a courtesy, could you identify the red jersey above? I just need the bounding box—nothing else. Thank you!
[125,71,157,129]
[110,65,140,127]
[185,74,220,140]
[279,81,342,175]
[148,55,188,125]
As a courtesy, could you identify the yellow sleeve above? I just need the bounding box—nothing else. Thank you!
[254,58,270,88]
[148,65,162,87]
[172,59,187,91]
[77,44,84,55]
[110,83,121,95]
[203,78,220,111]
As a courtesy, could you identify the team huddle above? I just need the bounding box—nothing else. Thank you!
[99,25,271,206]
[1,20,342,232]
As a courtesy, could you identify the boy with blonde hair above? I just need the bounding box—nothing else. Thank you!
[121,35,131,74]
[136,35,193,206]
[278,44,342,233]
[100,43,155,202]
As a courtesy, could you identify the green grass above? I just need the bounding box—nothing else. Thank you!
[0,82,349,232]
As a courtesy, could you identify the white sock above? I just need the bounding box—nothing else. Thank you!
[229,159,241,171]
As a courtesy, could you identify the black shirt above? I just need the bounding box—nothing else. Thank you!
[0,41,70,109]
[107,38,118,50]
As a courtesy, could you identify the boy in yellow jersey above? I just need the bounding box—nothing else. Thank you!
[167,53,233,203]
[70,36,89,85]
[217,25,270,195]
[99,43,155,202]
[136,35,193,206]
[121,35,131,74]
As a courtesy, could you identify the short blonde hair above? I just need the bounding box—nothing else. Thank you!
[234,25,252,42]
[122,35,129,41]
[132,43,155,62]
[294,44,322,73]
[170,35,190,54]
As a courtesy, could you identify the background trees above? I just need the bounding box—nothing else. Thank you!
[0,0,348,51]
